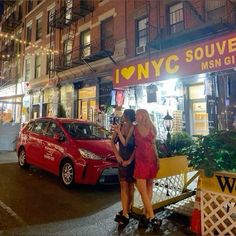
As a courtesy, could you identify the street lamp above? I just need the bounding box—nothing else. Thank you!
[163,111,173,145]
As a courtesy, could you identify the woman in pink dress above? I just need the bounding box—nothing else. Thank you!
[115,109,161,231]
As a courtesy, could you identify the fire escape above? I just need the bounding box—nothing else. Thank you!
[0,1,22,88]
[49,0,115,80]
[149,0,236,50]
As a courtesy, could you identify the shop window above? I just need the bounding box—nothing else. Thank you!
[80,30,91,58]
[136,17,148,55]
[25,58,31,82]
[36,17,42,41]
[27,0,33,13]
[169,2,184,34]
[35,55,41,79]
[47,8,55,34]
[26,24,32,47]
[101,17,114,51]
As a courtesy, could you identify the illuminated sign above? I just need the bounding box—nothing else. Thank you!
[113,31,236,88]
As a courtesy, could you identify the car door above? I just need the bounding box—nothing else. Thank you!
[42,121,66,174]
[28,120,50,166]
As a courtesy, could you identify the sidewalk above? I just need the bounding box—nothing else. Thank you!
[0,151,18,164]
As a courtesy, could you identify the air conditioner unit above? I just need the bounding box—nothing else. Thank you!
[136,45,146,55]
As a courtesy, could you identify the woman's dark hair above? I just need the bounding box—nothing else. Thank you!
[123,109,135,122]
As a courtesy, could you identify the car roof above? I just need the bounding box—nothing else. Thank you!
[31,117,93,125]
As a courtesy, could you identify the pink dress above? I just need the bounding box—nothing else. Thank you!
[133,127,158,179]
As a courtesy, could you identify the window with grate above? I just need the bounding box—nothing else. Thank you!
[136,17,148,54]
[101,17,113,51]
[25,58,31,82]
[36,17,42,41]
[26,24,32,47]
[63,40,72,66]
[206,0,226,21]
[47,8,55,34]
[80,30,91,58]
[35,55,41,79]
[27,0,33,13]
[169,2,184,34]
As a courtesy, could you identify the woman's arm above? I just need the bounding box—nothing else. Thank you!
[111,131,123,164]
[152,126,160,170]
[122,150,135,167]
[116,125,134,146]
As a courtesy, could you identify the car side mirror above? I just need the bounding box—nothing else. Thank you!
[53,133,65,142]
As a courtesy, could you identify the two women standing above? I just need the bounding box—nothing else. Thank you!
[112,109,161,231]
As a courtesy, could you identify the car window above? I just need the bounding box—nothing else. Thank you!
[63,123,109,140]
[25,121,35,132]
[45,122,65,138]
[31,120,49,134]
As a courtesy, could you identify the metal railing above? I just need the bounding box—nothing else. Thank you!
[150,0,235,48]
[52,0,94,29]
[53,37,115,72]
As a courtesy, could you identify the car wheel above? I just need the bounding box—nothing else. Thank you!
[60,160,75,188]
[18,148,29,168]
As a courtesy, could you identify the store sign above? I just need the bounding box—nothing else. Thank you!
[201,172,236,197]
[113,31,236,88]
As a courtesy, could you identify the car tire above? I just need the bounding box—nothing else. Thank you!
[60,159,75,188]
[18,148,30,168]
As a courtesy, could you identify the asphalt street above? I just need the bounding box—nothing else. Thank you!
[0,152,195,236]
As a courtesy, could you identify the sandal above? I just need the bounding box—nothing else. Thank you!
[148,218,162,232]
[118,215,129,227]
[114,210,132,222]
[138,215,149,229]
[114,210,123,222]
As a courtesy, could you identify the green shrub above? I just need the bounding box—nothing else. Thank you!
[170,132,193,155]
[183,131,236,177]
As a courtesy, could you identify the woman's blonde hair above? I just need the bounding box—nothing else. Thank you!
[136,109,156,134]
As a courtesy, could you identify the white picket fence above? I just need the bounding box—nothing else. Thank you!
[0,123,20,151]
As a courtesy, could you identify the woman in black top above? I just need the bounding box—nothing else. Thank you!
[111,109,135,227]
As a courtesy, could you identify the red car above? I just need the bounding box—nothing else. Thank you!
[16,117,118,187]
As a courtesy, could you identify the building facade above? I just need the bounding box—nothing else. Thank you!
[0,0,236,139]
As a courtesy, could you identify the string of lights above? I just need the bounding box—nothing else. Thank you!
[0,51,56,59]
[0,31,58,54]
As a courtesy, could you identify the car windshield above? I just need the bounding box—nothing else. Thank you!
[63,123,110,140]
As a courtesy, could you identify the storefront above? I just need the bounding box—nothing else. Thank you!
[42,88,58,117]
[60,84,73,118]
[0,84,25,123]
[113,31,236,138]
[31,91,41,119]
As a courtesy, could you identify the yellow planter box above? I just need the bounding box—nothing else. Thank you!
[156,155,190,179]
[199,171,236,236]
[132,155,197,215]
[200,171,236,197]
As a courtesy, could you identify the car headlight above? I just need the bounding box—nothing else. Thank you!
[78,148,102,160]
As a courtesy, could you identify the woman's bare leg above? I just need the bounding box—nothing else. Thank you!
[120,181,129,216]
[136,179,154,219]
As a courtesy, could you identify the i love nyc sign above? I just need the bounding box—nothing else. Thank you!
[113,31,236,88]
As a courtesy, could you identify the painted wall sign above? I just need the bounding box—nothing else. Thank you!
[113,31,236,88]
